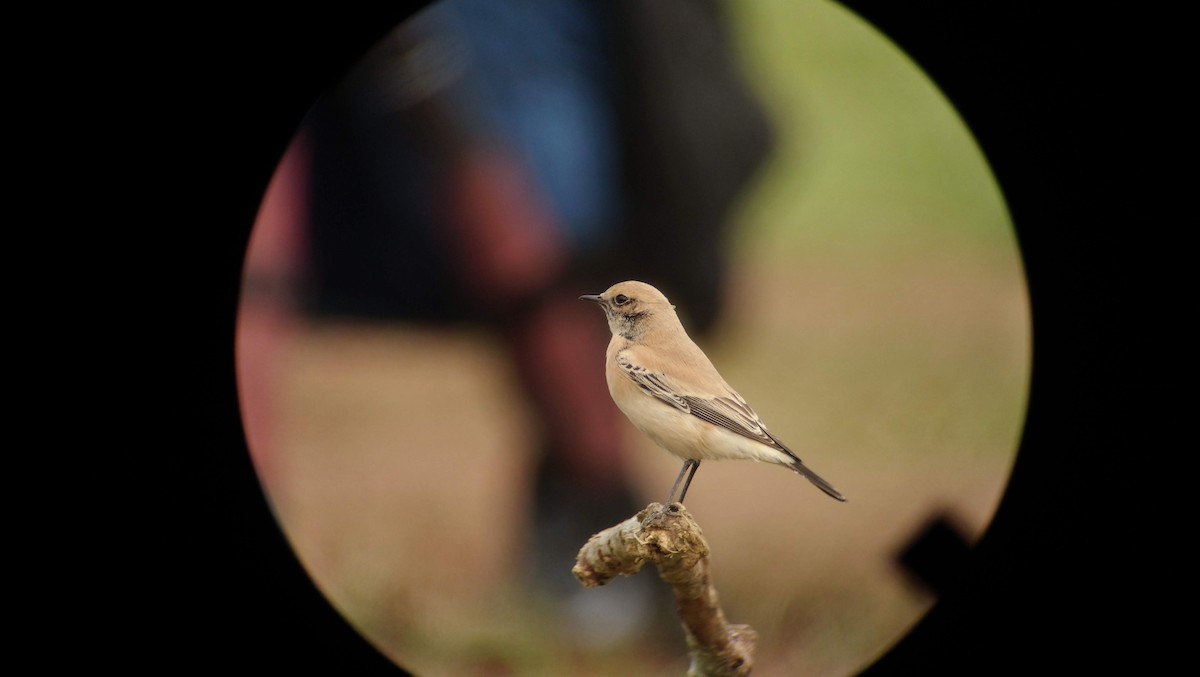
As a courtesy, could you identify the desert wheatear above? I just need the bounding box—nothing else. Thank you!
[580,280,846,505]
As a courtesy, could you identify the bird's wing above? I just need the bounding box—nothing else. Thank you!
[616,351,795,457]
[685,392,795,456]
[616,351,690,412]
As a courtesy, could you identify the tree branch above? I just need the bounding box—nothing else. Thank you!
[572,502,757,677]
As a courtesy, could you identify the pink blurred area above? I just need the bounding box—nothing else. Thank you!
[236,130,311,484]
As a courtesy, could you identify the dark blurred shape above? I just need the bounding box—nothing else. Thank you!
[896,513,972,597]
[303,0,772,328]
[607,0,774,332]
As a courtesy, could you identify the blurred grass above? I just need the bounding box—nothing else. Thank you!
[243,1,1030,676]
[728,0,1015,259]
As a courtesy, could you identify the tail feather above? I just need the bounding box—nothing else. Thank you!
[790,459,847,502]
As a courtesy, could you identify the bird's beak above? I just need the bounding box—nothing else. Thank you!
[578,294,605,305]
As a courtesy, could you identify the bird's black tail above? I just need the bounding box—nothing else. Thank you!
[790,459,847,502]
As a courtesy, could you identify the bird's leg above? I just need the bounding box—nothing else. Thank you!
[667,459,701,505]
[677,459,700,504]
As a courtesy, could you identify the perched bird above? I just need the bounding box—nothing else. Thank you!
[580,280,846,505]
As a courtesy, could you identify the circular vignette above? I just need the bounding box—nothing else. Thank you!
[234,2,1030,676]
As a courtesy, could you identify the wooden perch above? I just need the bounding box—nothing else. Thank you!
[572,502,757,677]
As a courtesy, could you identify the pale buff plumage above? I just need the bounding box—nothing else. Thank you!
[581,280,846,505]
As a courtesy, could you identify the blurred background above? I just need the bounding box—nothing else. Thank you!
[235,1,1029,676]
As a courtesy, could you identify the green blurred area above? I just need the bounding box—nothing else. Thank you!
[729,0,1014,260]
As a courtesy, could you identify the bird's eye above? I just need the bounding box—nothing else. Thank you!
[613,294,630,306]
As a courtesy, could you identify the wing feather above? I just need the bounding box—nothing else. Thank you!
[616,351,797,458]
[684,395,794,456]
[617,352,690,412]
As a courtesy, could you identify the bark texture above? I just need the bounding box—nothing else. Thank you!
[573,502,756,677]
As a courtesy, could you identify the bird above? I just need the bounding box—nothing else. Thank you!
[580,280,846,506]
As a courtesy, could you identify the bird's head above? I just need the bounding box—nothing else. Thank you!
[580,280,677,339]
